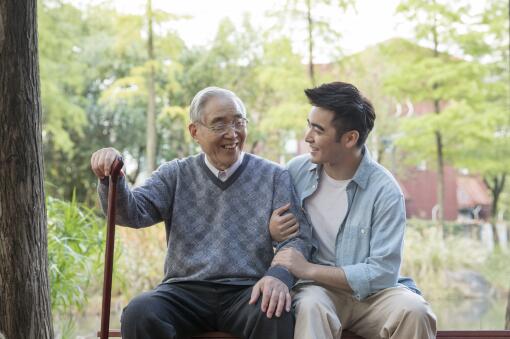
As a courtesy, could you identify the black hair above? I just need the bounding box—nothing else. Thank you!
[304,82,375,147]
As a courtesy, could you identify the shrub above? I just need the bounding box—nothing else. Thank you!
[47,192,105,317]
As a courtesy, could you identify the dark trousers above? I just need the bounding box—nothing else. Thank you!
[120,281,294,339]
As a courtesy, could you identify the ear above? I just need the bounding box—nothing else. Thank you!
[189,123,199,142]
[343,130,359,149]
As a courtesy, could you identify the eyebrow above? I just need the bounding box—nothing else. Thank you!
[307,119,325,132]
[210,114,243,124]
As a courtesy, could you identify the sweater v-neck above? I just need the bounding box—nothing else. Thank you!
[199,153,251,190]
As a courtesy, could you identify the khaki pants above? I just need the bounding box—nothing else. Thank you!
[293,284,436,339]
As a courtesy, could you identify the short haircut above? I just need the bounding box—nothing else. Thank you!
[304,82,375,147]
[189,87,247,123]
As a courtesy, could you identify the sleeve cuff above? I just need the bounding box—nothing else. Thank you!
[342,264,371,300]
[265,265,294,289]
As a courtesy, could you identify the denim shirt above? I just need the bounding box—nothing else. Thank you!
[287,146,420,300]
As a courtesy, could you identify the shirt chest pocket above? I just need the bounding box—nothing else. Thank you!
[354,225,371,253]
[358,226,370,238]
[341,224,371,260]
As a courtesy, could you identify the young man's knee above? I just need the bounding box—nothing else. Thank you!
[404,301,437,328]
[294,289,335,316]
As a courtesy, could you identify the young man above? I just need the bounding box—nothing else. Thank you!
[91,87,312,339]
[270,82,436,339]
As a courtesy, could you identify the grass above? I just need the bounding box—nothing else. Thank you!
[50,212,509,335]
[402,219,508,300]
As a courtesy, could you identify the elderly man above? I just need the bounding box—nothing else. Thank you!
[270,82,436,339]
[90,87,312,339]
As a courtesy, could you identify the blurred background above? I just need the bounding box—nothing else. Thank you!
[40,0,509,337]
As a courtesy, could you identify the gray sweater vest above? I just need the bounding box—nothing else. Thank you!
[98,153,311,287]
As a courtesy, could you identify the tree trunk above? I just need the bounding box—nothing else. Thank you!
[306,0,315,86]
[431,17,445,232]
[434,109,445,234]
[485,173,506,247]
[0,1,54,338]
[146,0,157,174]
[434,128,445,223]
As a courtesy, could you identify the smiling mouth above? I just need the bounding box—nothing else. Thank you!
[222,143,238,150]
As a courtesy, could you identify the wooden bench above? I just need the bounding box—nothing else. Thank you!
[98,329,362,338]
[99,329,510,338]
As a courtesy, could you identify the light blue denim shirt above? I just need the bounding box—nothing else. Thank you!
[287,146,418,300]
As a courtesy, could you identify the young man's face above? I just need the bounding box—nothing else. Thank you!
[189,96,247,170]
[304,106,350,165]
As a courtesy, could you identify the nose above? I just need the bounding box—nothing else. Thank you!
[223,126,238,138]
[304,128,313,143]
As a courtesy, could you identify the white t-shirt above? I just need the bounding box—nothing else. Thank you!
[305,169,350,265]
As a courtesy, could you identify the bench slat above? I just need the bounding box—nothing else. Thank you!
[98,329,510,338]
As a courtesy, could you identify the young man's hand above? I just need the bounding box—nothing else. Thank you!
[269,203,299,242]
[249,276,291,318]
[272,248,310,279]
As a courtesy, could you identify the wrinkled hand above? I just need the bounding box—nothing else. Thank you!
[269,203,299,242]
[249,276,291,318]
[272,248,309,279]
[90,147,122,179]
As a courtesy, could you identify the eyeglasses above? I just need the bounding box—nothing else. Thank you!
[197,118,248,134]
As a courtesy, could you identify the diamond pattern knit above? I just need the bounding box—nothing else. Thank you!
[98,153,312,287]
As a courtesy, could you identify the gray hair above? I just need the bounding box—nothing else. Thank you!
[189,87,247,123]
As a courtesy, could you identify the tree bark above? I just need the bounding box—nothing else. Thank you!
[484,173,506,247]
[0,0,54,338]
[432,9,445,232]
[434,106,445,233]
[146,0,157,174]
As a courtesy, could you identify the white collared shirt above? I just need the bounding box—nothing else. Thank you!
[204,152,245,181]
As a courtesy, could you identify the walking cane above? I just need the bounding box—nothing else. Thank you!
[99,157,124,339]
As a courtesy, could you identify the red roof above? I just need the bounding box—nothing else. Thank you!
[457,175,491,208]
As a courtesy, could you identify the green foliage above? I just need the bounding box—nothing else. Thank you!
[402,220,490,299]
[480,249,510,291]
[336,39,419,166]
[39,1,88,155]
[252,38,310,157]
[158,106,192,160]
[385,0,509,224]
[272,0,355,66]
[396,0,469,47]
[47,192,104,314]
[111,227,167,301]
[40,1,188,202]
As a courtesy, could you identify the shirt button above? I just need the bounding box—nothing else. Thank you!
[361,229,366,234]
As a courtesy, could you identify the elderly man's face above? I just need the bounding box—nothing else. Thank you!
[189,96,246,170]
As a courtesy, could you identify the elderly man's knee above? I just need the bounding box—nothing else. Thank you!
[260,311,294,338]
[121,293,179,339]
[121,293,174,330]
[122,293,151,323]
